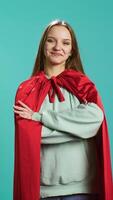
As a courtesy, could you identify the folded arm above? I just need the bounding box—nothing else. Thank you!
[32,102,104,139]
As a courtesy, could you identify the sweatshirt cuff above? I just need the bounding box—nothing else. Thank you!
[31,112,42,121]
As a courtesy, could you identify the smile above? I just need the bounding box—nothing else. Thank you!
[51,52,63,56]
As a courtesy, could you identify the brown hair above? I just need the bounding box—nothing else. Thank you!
[31,19,85,76]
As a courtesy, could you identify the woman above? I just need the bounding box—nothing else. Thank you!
[13,20,113,200]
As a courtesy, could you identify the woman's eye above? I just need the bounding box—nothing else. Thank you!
[63,42,70,45]
[47,39,54,43]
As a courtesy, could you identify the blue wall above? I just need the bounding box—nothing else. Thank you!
[0,1,113,199]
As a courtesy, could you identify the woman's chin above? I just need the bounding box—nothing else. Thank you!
[49,59,65,66]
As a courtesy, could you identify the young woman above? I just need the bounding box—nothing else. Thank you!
[13,20,113,200]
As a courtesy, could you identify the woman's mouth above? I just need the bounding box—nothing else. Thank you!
[51,52,63,56]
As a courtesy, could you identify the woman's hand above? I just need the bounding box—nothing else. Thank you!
[13,100,34,120]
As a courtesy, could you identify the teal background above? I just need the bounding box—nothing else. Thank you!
[0,0,113,199]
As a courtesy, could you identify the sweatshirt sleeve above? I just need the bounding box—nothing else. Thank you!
[41,125,77,144]
[32,112,76,143]
[39,102,104,139]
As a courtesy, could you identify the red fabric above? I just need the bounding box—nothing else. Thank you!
[13,69,113,200]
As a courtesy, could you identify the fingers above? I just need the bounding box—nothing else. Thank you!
[13,110,25,115]
[13,100,31,112]
[13,100,34,120]
[13,105,28,112]
[18,100,32,111]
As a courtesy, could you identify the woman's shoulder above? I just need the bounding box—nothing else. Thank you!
[15,79,33,97]
[18,77,33,90]
[15,73,42,101]
[17,71,43,90]
[15,71,45,97]
[67,69,95,86]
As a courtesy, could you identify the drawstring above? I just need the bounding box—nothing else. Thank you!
[48,76,65,103]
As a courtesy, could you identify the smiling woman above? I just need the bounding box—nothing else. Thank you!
[43,25,72,72]
[13,20,113,200]
[31,20,84,76]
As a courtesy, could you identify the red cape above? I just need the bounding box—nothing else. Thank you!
[13,69,113,200]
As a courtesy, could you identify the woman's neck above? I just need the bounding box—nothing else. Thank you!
[44,63,65,78]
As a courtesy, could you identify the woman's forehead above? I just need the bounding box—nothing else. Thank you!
[47,25,71,40]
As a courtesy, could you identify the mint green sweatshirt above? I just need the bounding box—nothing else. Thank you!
[32,81,104,198]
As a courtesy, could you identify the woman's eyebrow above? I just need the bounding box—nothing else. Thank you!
[47,36,71,41]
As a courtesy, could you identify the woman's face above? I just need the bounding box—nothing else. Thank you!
[44,25,72,66]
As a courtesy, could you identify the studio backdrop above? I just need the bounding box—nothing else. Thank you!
[0,1,113,200]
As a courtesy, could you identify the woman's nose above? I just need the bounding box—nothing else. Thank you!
[53,42,61,50]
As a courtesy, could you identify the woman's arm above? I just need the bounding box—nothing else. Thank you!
[41,125,76,144]
[32,102,104,139]
[14,101,104,139]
